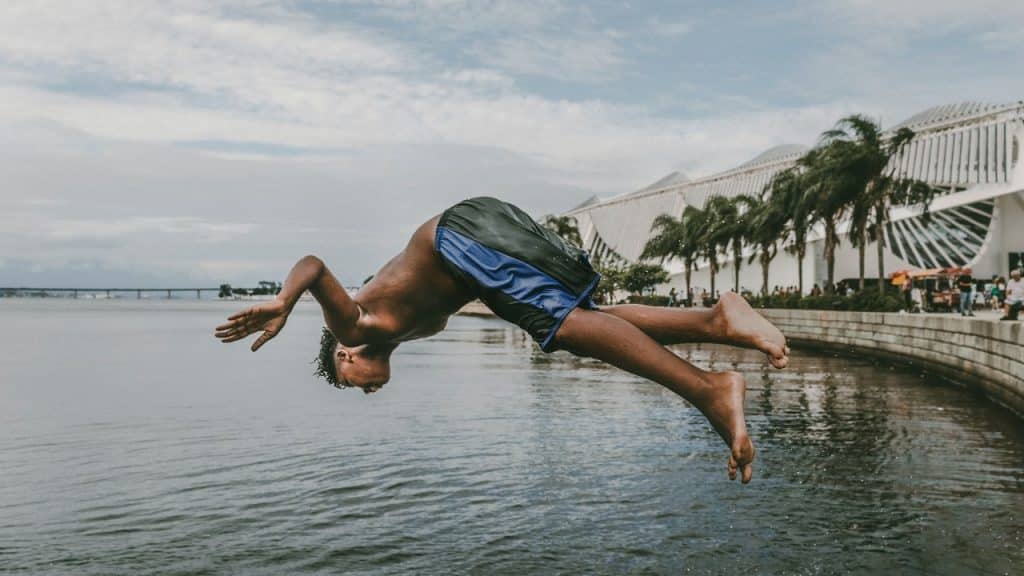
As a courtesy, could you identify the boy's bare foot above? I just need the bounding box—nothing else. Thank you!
[714,292,789,368]
[700,371,756,483]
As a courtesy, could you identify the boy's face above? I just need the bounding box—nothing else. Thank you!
[335,343,393,393]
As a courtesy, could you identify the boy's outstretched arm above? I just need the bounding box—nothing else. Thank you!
[215,255,362,351]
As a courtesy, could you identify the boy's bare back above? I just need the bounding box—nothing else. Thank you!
[352,215,473,343]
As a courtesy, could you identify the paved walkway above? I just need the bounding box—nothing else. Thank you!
[456,299,1021,322]
[918,309,1017,322]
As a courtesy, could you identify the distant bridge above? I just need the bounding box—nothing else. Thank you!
[0,286,274,299]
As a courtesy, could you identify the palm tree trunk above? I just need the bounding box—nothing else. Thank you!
[685,262,693,306]
[876,203,887,296]
[825,220,837,293]
[797,245,805,295]
[709,257,717,298]
[733,243,742,292]
[761,249,770,297]
[858,227,866,291]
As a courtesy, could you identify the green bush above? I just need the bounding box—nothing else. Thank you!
[627,294,671,306]
[749,291,905,312]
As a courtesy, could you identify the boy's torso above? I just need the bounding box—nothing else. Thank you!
[353,215,475,343]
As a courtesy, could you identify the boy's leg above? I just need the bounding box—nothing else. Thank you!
[554,307,755,483]
[601,292,790,368]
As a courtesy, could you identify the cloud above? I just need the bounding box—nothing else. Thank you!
[648,18,692,38]
[42,217,255,243]
[482,30,626,83]
[823,0,1024,33]
[0,121,606,285]
[337,0,572,34]
[0,1,636,189]
[0,0,1019,287]
[5,0,995,194]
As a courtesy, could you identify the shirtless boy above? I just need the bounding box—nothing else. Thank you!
[215,197,789,483]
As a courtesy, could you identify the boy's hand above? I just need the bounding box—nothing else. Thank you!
[215,299,290,351]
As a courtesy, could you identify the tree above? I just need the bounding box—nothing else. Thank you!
[820,115,938,294]
[541,215,582,248]
[704,195,754,293]
[592,261,626,304]
[682,204,718,297]
[800,144,855,293]
[622,263,669,296]
[641,212,698,301]
[769,167,813,295]
[746,189,789,297]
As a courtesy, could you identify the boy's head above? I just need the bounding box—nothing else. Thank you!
[315,328,394,393]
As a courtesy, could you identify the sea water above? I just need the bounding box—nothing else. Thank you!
[1,300,1021,574]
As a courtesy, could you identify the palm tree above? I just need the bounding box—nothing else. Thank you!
[746,189,790,297]
[800,143,856,293]
[641,212,698,300]
[820,117,888,291]
[769,167,813,295]
[704,194,755,293]
[820,115,938,294]
[684,202,716,301]
[643,205,714,298]
[731,194,758,291]
[684,204,718,297]
[542,215,582,247]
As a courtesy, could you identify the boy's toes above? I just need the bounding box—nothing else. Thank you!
[762,341,789,369]
[731,438,755,483]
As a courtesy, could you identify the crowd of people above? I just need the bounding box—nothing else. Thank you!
[659,269,1024,321]
[896,268,1023,320]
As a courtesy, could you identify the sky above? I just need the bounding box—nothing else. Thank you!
[1,0,1022,287]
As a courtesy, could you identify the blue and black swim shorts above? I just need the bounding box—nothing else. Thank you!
[435,196,601,352]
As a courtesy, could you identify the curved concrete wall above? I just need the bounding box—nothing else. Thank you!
[761,309,1024,417]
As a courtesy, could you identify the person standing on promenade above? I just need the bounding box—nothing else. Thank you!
[901,276,913,311]
[957,270,975,317]
[215,197,789,484]
[1001,269,1024,321]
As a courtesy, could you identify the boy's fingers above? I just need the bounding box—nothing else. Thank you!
[741,463,753,484]
[251,331,273,352]
[728,454,738,481]
[227,310,250,321]
[216,323,251,335]
[216,315,262,335]
[216,316,250,331]
[216,328,245,339]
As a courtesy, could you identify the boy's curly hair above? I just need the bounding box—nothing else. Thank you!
[314,327,348,388]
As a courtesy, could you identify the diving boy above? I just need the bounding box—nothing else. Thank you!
[216,197,790,483]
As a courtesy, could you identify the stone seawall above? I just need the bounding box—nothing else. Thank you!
[761,309,1024,417]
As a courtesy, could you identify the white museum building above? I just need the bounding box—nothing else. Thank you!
[566,101,1024,294]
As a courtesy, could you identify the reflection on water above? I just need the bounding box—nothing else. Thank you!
[1,300,1021,575]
